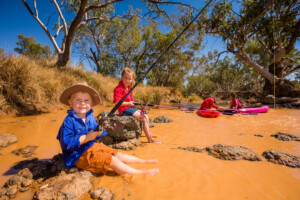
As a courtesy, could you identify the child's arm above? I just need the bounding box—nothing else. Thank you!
[79,130,103,145]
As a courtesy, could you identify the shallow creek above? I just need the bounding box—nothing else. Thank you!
[0,106,299,200]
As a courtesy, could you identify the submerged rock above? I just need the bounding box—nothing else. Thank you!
[254,134,264,138]
[262,150,300,168]
[1,168,34,199]
[111,139,141,150]
[90,187,114,200]
[271,132,300,141]
[0,134,18,150]
[149,118,154,128]
[153,116,173,123]
[177,146,205,153]
[11,145,39,157]
[205,144,262,161]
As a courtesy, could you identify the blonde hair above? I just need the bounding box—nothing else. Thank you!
[121,67,136,88]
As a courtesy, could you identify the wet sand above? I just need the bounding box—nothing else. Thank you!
[0,106,299,199]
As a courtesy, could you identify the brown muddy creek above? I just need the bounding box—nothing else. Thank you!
[0,106,299,200]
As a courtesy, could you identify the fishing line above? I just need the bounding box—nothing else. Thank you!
[273,1,276,108]
[98,0,214,125]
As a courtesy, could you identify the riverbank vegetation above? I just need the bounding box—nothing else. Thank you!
[0,55,178,116]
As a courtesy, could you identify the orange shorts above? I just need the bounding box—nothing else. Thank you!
[75,143,118,174]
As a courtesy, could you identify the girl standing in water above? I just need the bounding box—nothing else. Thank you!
[113,67,163,144]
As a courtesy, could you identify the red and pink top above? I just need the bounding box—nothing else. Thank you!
[200,98,219,110]
[113,81,134,116]
[230,98,242,108]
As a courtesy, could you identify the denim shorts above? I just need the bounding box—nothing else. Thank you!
[121,108,139,116]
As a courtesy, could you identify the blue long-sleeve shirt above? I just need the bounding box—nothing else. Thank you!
[56,109,107,168]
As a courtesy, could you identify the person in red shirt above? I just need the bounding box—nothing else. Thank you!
[229,93,243,109]
[113,67,162,144]
[200,96,224,110]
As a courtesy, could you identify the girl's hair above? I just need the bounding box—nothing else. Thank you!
[121,67,136,88]
[230,93,237,98]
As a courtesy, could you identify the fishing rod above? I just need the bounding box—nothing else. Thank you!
[133,102,237,114]
[133,102,201,111]
[96,0,214,130]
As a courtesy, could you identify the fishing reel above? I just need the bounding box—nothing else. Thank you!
[95,112,111,132]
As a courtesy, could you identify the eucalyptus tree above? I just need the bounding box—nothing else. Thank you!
[199,0,300,97]
[14,34,52,59]
[21,0,197,68]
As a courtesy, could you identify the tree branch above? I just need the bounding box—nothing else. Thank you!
[285,65,300,77]
[85,0,123,12]
[52,0,68,36]
[21,0,61,53]
[147,0,198,11]
[256,36,272,56]
[285,19,300,54]
[244,0,272,35]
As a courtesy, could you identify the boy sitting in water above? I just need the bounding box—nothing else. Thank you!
[57,82,159,176]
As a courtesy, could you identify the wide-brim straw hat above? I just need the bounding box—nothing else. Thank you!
[59,82,101,107]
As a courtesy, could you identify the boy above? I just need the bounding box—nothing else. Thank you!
[57,82,159,176]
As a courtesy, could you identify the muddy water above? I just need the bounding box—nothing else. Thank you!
[0,106,299,200]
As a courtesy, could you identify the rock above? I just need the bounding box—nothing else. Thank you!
[90,187,114,200]
[153,116,173,123]
[5,176,23,187]
[34,171,92,200]
[18,186,29,192]
[11,145,39,157]
[271,132,300,141]
[111,139,141,150]
[291,101,300,107]
[254,134,264,137]
[0,188,6,196]
[149,118,154,128]
[262,150,300,168]
[170,99,180,103]
[101,113,142,142]
[12,154,67,180]
[205,144,262,161]
[0,134,18,150]
[177,146,205,153]
[97,136,114,145]
[18,168,33,179]
[21,179,33,187]
[5,185,18,197]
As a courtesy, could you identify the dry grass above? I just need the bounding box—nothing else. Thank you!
[0,55,177,116]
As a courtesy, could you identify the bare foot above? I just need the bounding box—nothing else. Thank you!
[142,168,159,176]
[143,159,158,164]
[151,140,163,145]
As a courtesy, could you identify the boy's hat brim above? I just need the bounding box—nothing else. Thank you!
[59,82,101,107]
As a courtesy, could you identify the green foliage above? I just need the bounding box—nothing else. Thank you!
[150,90,163,105]
[201,0,300,92]
[14,34,52,59]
